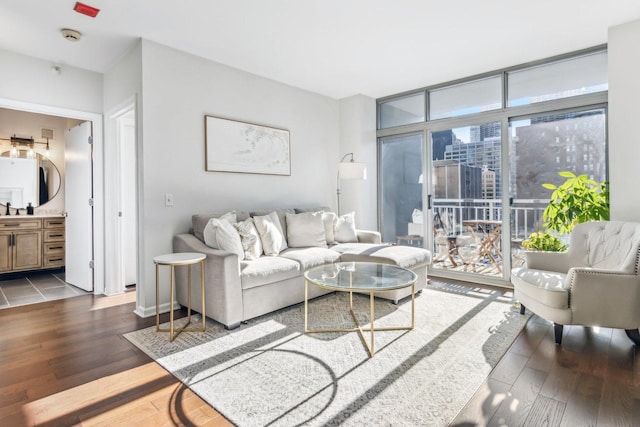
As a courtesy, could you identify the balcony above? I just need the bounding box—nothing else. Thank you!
[393,198,548,277]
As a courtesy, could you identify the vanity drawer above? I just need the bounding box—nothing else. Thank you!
[0,219,41,231]
[44,242,65,255]
[44,218,65,229]
[44,253,65,268]
[44,229,65,242]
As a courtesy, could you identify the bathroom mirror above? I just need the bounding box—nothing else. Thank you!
[0,150,61,209]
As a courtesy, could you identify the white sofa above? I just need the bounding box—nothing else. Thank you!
[173,207,432,329]
[511,221,640,345]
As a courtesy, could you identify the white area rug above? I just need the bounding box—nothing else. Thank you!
[124,281,530,426]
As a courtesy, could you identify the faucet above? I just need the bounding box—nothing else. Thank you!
[4,202,10,216]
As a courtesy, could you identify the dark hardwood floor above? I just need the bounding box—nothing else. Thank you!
[452,309,640,426]
[0,282,638,426]
[0,291,231,426]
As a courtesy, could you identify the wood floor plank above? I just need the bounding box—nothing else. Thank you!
[489,351,529,385]
[487,367,548,427]
[597,378,636,427]
[508,318,550,358]
[450,378,511,426]
[522,395,566,427]
[539,361,579,403]
[560,372,602,427]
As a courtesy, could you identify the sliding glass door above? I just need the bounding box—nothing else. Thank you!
[509,108,607,267]
[429,122,503,277]
[379,133,424,246]
[377,49,609,286]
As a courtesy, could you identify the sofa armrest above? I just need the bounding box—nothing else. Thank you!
[523,250,571,273]
[173,234,243,328]
[357,229,381,244]
[567,268,640,328]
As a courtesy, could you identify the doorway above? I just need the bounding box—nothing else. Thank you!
[0,97,105,295]
[105,100,138,295]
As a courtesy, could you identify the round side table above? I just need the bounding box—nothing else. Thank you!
[153,252,206,341]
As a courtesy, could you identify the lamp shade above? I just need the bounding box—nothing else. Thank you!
[338,162,367,180]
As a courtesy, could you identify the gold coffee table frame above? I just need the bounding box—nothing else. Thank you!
[154,252,206,342]
[304,262,417,357]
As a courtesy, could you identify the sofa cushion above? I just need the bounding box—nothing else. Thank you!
[234,217,263,260]
[203,217,244,260]
[334,212,358,243]
[511,267,569,309]
[280,247,341,271]
[285,212,327,248]
[192,210,250,241]
[253,211,288,256]
[332,243,432,269]
[240,257,300,290]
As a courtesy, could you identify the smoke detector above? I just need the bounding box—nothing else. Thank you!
[61,28,81,42]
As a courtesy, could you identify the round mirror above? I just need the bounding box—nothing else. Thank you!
[0,150,61,209]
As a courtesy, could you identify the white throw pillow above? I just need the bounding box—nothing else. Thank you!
[322,212,337,244]
[285,212,327,248]
[253,211,288,256]
[234,217,263,260]
[334,212,358,243]
[219,211,237,224]
[203,218,245,259]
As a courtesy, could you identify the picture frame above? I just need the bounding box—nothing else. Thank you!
[204,115,291,176]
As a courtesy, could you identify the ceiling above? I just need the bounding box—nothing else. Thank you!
[1,0,640,100]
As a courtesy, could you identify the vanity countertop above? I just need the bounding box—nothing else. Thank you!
[0,214,65,220]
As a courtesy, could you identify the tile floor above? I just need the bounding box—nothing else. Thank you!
[0,269,90,309]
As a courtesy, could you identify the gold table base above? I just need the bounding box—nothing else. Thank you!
[304,280,415,357]
[155,257,206,342]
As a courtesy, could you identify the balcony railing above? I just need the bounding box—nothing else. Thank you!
[431,198,547,241]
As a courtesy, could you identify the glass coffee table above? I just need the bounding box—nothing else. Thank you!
[304,262,418,357]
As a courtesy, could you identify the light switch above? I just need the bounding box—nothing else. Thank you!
[164,194,174,207]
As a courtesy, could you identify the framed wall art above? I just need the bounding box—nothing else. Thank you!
[204,115,291,176]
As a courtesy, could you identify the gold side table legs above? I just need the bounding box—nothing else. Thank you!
[154,253,206,342]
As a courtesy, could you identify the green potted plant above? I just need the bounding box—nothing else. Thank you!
[521,171,609,252]
[521,231,567,252]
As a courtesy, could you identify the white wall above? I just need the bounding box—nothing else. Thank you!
[103,42,143,298]
[338,95,377,230]
[137,40,340,315]
[0,49,102,113]
[608,19,640,222]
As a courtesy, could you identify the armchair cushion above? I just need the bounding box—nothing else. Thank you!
[511,267,568,309]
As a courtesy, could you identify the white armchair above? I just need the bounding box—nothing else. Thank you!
[511,221,640,346]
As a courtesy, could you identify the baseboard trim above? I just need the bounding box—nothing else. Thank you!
[134,301,181,318]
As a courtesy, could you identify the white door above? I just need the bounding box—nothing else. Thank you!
[119,113,137,286]
[65,121,94,291]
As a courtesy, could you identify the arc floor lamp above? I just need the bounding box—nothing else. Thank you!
[336,153,367,215]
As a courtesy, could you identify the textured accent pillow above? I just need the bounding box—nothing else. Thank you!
[203,218,244,259]
[334,212,358,243]
[285,212,327,248]
[234,217,263,260]
[192,211,238,241]
[253,211,288,256]
[322,212,337,244]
